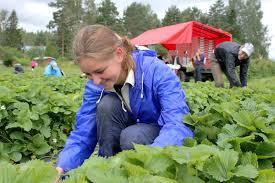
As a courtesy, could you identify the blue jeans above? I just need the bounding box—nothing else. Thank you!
[96,94,160,157]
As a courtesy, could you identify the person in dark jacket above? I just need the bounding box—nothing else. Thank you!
[55,25,193,175]
[13,63,24,74]
[211,42,254,87]
[193,49,205,82]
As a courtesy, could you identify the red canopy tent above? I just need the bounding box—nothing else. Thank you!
[131,21,232,50]
[131,21,232,67]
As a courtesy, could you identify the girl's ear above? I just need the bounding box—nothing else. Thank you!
[115,47,125,63]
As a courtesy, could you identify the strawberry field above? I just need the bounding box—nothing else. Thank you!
[0,69,274,182]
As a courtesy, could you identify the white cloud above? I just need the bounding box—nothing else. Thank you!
[261,0,275,59]
[0,0,54,32]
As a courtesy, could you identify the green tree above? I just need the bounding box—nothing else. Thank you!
[96,0,119,26]
[48,0,83,57]
[45,42,60,58]
[3,10,22,49]
[22,31,54,47]
[0,9,8,31]
[96,0,124,33]
[225,0,243,42]
[34,31,47,46]
[22,31,36,46]
[123,2,160,38]
[162,5,183,26]
[208,0,228,29]
[26,47,45,59]
[0,9,9,45]
[83,0,97,25]
[238,0,270,57]
[181,7,206,23]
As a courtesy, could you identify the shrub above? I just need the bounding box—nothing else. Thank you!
[248,58,275,78]
[26,46,45,59]
[0,46,25,67]
[45,42,60,59]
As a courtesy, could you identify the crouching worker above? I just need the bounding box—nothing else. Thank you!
[43,59,63,77]
[13,63,24,74]
[211,42,254,88]
[56,25,193,175]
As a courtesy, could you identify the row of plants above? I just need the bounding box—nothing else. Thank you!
[57,78,274,182]
[0,72,274,182]
[1,144,274,183]
[0,72,85,163]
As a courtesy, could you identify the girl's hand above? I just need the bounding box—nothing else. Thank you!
[54,167,64,183]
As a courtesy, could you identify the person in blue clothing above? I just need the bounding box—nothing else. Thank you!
[44,59,63,77]
[56,25,193,175]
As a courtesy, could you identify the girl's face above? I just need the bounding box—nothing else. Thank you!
[79,47,124,90]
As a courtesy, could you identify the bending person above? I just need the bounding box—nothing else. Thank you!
[211,42,254,87]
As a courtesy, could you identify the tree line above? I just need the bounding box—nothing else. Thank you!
[0,0,270,59]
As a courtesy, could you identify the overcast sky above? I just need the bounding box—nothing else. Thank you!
[0,0,274,59]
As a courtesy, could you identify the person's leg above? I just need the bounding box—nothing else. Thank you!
[178,67,185,81]
[194,66,202,82]
[96,94,135,157]
[120,123,160,150]
[210,53,224,87]
[182,67,189,82]
[223,70,234,88]
[194,66,198,82]
[197,65,202,82]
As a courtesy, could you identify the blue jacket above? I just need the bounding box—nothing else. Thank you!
[43,60,62,77]
[57,49,193,172]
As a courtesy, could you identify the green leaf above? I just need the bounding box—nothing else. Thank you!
[220,124,248,137]
[0,86,13,102]
[217,124,249,148]
[0,162,17,183]
[40,126,51,138]
[204,149,238,182]
[183,138,197,147]
[146,175,178,183]
[0,142,10,161]
[123,161,149,177]
[240,152,258,168]
[10,142,26,152]
[195,125,220,141]
[30,112,39,120]
[86,157,128,183]
[254,117,275,134]
[258,159,273,170]
[15,160,57,183]
[167,145,218,166]
[40,114,51,125]
[9,151,22,162]
[144,154,174,174]
[233,164,258,179]
[27,134,51,155]
[87,171,128,183]
[256,169,275,183]
[176,164,205,183]
[6,102,33,131]
[9,131,25,140]
[231,110,256,131]
[240,99,257,113]
[256,142,275,159]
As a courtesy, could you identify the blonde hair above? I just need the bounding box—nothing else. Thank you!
[73,24,135,72]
